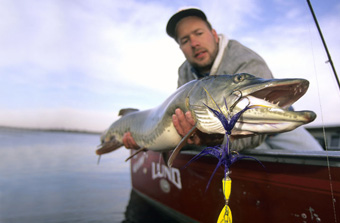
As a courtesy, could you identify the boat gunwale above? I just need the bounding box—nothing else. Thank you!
[181,147,340,167]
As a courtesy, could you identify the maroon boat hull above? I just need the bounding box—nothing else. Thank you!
[130,149,340,223]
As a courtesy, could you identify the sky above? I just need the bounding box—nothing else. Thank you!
[0,0,339,132]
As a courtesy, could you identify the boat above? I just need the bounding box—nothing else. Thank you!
[126,2,340,222]
[129,145,340,222]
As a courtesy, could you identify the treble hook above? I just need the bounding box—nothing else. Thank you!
[229,90,243,112]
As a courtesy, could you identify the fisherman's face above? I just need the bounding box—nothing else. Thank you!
[176,16,219,74]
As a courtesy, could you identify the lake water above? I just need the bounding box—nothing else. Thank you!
[0,127,134,223]
[0,127,182,223]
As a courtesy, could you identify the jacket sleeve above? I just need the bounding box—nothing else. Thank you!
[177,61,197,88]
[219,40,274,79]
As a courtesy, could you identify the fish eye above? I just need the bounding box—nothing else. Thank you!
[234,74,245,83]
[233,73,253,83]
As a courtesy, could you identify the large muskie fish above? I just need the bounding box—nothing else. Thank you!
[96,73,316,165]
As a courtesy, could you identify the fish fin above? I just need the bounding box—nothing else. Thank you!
[96,138,123,155]
[168,125,198,167]
[118,108,139,116]
[161,152,170,166]
[125,147,147,162]
[97,155,101,165]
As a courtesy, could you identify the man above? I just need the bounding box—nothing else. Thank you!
[123,8,322,151]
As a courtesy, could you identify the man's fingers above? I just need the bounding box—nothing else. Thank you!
[123,132,140,149]
[193,135,201,144]
[185,111,195,126]
[172,108,201,145]
[122,132,129,148]
[175,108,194,133]
[172,113,182,135]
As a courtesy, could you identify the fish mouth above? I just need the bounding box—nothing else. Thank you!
[238,79,309,109]
[231,78,317,135]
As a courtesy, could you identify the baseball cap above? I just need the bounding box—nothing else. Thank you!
[166,8,207,39]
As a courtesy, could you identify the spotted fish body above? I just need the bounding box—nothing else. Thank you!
[100,79,197,152]
[97,73,316,155]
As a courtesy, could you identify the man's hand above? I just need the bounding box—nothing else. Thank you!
[172,108,201,145]
[122,132,140,149]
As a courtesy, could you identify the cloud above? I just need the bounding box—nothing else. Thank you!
[201,0,263,34]
[225,1,340,127]
[0,0,181,90]
[0,0,339,130]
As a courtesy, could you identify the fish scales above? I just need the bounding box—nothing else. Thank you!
[97,73,316,156]
[104,80,200,151]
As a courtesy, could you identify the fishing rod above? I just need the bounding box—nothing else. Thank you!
[306,0,340,91]
[306,2,339,222]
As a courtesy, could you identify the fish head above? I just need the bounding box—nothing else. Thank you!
[189,73,316,136]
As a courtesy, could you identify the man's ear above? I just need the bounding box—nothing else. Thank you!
[212,29,219,43]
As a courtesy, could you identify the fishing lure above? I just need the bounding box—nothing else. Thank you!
[185,89,265,223]
[186,89,263,189]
